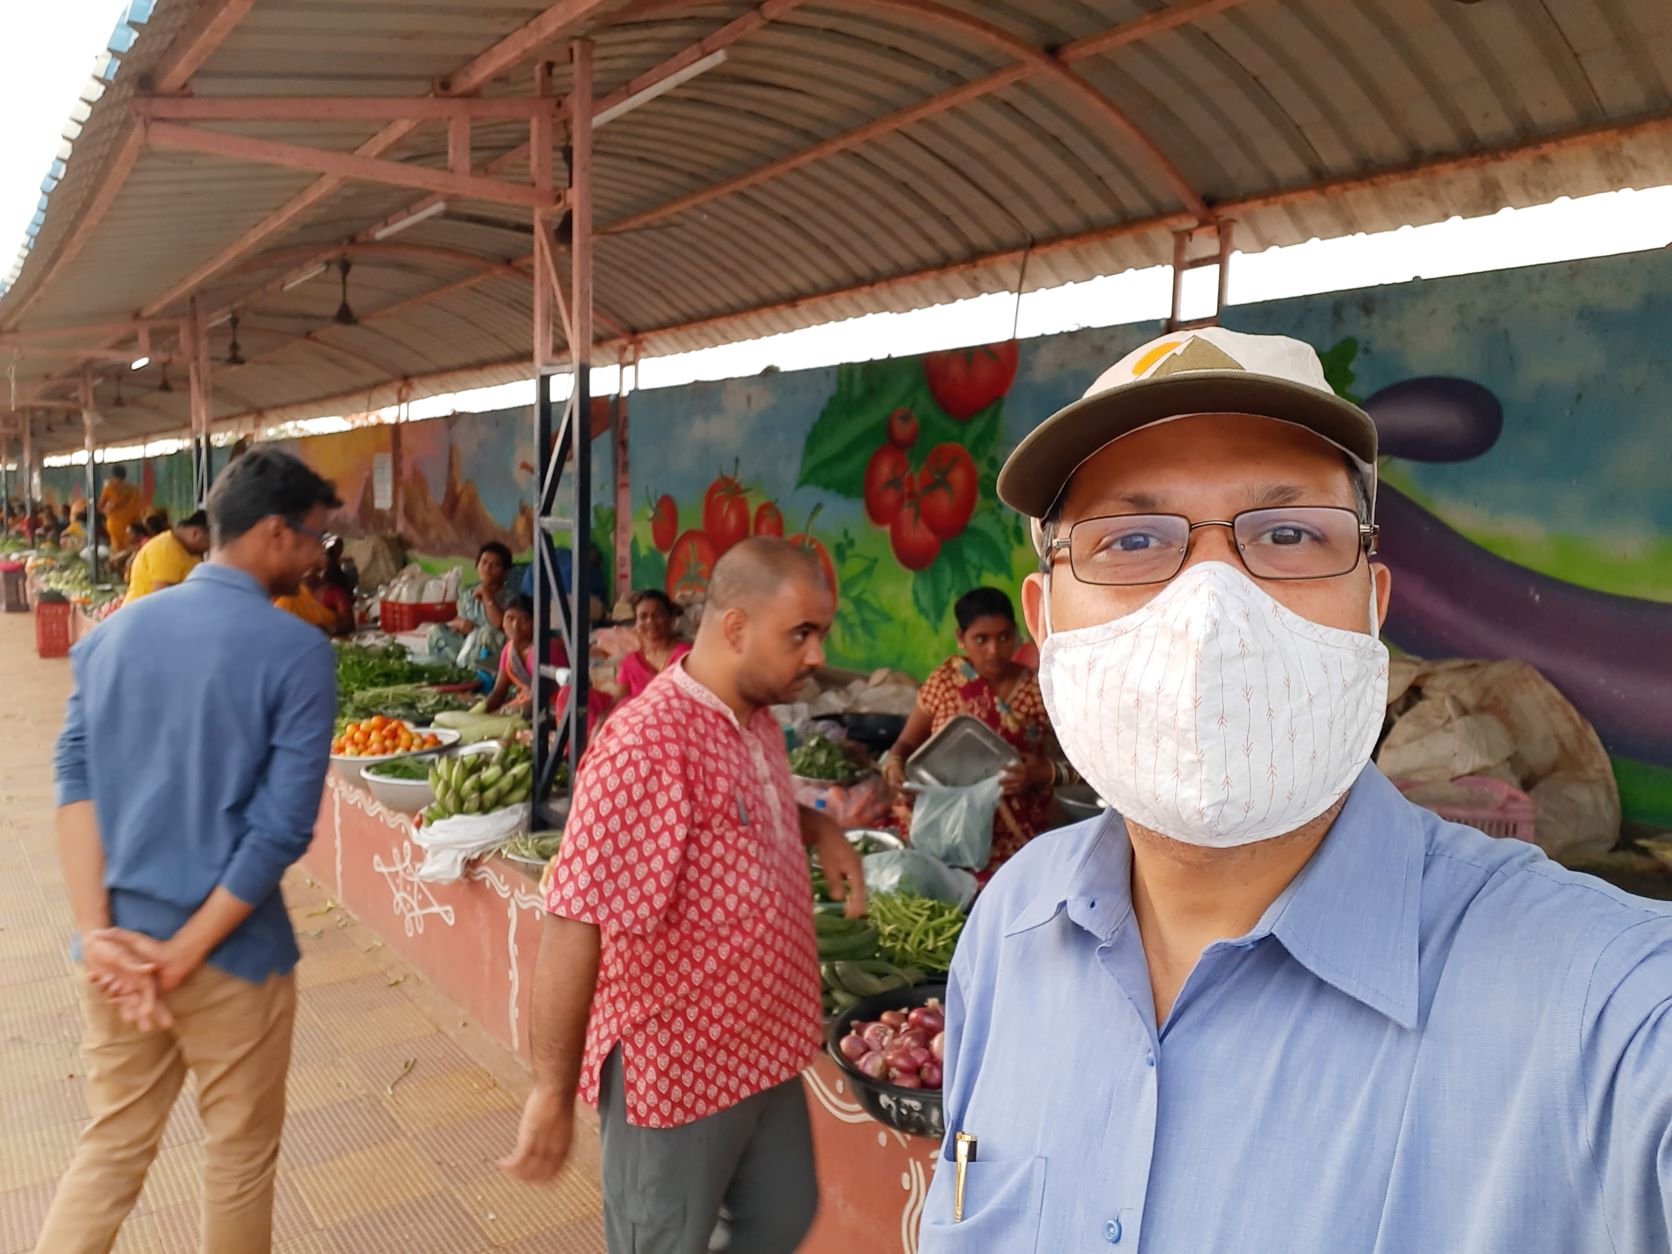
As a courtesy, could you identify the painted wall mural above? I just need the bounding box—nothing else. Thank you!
[626,250,1672,823]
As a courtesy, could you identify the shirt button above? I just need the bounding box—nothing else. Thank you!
[1145,1051,1155,1068]
[1105,1217,1123,1243]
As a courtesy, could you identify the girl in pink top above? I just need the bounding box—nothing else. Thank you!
[607,589,692,702]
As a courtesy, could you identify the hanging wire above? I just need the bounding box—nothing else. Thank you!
[1010,240,1033,342]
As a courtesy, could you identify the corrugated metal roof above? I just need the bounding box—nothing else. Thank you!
[4,0,1671,451]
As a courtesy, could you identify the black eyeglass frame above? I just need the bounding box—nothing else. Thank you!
[1041,506,1380,586]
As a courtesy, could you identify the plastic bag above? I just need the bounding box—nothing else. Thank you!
[411,804,528,882]
[908,777,1002,870]
[861,849,978,910]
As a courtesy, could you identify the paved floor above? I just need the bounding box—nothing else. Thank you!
[0,610,605,1252]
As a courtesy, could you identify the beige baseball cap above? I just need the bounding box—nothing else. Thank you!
[997,327,1378,529]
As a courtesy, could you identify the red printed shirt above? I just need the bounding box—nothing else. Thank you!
[544,661,823,1128]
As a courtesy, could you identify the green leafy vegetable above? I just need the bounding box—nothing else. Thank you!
[789,733,867,783]
[363,757,434,781]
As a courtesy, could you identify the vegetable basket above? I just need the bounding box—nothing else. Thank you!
[827,982,948,1139]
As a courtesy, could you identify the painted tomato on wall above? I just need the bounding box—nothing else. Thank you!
[666,530,718,598]
[650,492,678,553]
[702,465,751,555]
[863,445,910,526]
[754,500,784,537]
[923,341,1019,419]
[887,406,919,449]
[916,443,977,540]
[889,497,941,570]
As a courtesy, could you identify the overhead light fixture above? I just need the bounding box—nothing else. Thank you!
[334,259,359,326]
[130,355,150,371]
[282,264,328,292]
[225,314,246,367]
[373,200,447,240]
[593,49,727,129]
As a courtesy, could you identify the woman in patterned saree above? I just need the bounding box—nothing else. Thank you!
[880,586,1070,880]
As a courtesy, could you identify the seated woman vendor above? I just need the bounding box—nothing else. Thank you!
[486,596,613,734]
[599,588,691,702]
[880,586,1072,879]
[427,541,520,686]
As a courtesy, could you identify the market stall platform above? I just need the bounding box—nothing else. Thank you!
[306,775,936,1252]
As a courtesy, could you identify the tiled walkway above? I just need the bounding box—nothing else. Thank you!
[0,611,605,1252]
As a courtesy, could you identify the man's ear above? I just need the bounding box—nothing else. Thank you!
[721,606,749,651]
[1021,572,1047,642]
[1371,561,1393,633]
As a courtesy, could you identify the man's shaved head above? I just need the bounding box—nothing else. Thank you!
[707,536,825,610]
[686,536,835,718]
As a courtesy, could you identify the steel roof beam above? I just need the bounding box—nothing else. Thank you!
[225,241,528,282]
[2,0,259,328]
[134,95,567,123]
[0,318,173,348]
[143,123,565,210]
[609,0,1246,237]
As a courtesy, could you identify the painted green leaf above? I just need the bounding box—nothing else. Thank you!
[629,532,665,592]
[911,556,956,629]
[798,359,921,496]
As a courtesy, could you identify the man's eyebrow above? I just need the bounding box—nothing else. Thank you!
[1248,483,1310,508]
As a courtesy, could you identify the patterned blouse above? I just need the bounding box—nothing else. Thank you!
[916,657,1057,878]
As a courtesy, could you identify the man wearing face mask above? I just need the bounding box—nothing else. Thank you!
[920,329,1672,1253]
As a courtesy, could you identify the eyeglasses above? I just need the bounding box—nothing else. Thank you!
[285,517,328,546]
[1045,506,1377,587]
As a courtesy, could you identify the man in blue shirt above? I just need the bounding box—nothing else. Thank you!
[39,447,342,1254]
[923,329,1672,1252]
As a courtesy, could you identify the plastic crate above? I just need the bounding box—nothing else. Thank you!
[379,599,455,633]
[1,562,26,613]
[35,601,74,658]
[1396,775,1537,841]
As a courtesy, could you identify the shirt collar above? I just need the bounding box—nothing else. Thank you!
[186,562,268,599]
[1002,766,1423,1030]
[666,657,769,736]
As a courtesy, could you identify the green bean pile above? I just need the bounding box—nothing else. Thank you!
[868,892,966,975]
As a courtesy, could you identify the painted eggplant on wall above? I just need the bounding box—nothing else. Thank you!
[1367,377,1671,769]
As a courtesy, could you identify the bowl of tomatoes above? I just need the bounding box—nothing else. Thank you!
[329,716,458,783]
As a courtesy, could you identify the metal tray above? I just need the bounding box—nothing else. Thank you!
[905,714,1019,788]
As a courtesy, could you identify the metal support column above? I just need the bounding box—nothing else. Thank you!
[79,373,100,583]
[613,345,637,604]
[184,298,213,504]
[530,41,595,828]
[21,412,34,515]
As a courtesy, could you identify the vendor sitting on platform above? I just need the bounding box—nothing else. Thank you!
[880,586,1070,879]
[600,588,692,703]
[426,540,520,685]
[483,597,537,714]
[125,510,210,602]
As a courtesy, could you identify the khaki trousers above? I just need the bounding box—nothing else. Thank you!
[36,964,297,1254]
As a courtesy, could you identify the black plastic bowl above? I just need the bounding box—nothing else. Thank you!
[830,712,907,757]
[826,981,947,1140]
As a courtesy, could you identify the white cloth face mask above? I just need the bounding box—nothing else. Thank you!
[1039,561,1389,847]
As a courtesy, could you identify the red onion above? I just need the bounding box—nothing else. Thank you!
[889,1070,923,1089]
[895,1027,930,1050]
[838,1033,869,1063]
[930,1032,944,1061]
[883,1043,920,1073]
[879,1010,908,1029]
[903,1045,933,1071]
[908,1006,946,1034]
[861,1022,897,1052]
[920,1062,943,1088]
[857,1051,889,1080]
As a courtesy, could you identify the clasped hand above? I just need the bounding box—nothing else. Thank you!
[81,928,205,1033]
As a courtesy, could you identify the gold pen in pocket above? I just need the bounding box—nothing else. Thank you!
[953,1130,977,1222]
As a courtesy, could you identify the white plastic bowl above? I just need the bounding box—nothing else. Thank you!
[357,763,438,813]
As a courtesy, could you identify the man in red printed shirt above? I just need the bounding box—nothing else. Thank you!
[503,537,866,1253]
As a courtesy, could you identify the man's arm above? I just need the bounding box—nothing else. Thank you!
[800,803,867,918]
[500,915,601,1181]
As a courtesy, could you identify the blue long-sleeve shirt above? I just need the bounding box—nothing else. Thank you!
[923,766,1672,1252]
[54,562,336,983]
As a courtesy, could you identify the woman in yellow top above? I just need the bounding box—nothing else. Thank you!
[274,562,354,635]
[125,511,210,602]
[97,467,144,548]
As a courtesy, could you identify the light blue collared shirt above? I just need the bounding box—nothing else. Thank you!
[922,767,1672,1252]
